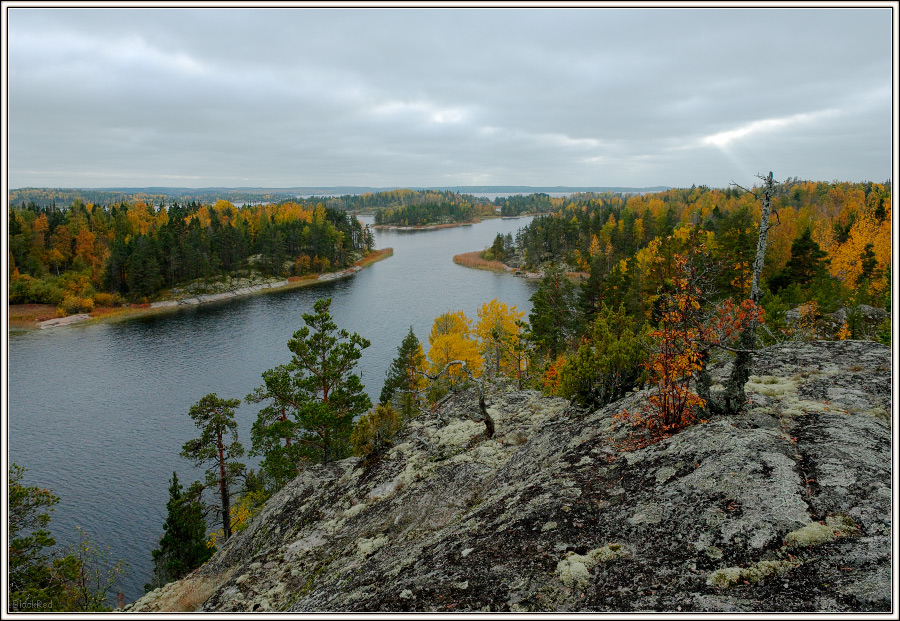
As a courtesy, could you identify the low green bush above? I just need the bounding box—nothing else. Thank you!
[350,405,403,458]
[556,304,650,408]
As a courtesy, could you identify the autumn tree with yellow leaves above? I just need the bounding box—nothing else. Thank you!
[475,299,525,379]
[426,310,483,400]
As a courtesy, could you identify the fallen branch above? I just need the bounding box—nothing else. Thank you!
[422,360,495,438]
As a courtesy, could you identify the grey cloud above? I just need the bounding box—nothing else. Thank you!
[7,6,893,188]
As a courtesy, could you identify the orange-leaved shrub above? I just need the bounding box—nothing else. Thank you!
[616,247,764,448]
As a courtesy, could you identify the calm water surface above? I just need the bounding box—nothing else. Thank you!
[7,216,537,601]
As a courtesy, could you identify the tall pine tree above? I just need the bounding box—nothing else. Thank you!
[180,394,245,541]
[285,298,372,463]
[249,298,372,471]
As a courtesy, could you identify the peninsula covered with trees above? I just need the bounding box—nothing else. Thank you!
[7,198,378,317]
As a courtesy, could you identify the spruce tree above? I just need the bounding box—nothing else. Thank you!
[380,327,427,419]
[530,265,579,359]
[146,472,212,591]
[768,227,829,292]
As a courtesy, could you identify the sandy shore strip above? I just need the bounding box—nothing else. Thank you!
[451,251,515,273]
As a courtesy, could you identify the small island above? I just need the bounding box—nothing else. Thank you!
[371,190,497,228]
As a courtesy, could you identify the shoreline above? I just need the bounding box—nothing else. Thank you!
[9,248,393,332]
[451,250,588,282]
[451,251,515,274]
[452,250,544,278]
[372,221,478,231]
[371,214,504,231]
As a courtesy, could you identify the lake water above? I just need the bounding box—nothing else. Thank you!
[6,216,538,602]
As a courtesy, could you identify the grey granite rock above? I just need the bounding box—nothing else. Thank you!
[127,340,892,613]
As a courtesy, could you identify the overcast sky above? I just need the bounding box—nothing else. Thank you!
[5,5,895,189]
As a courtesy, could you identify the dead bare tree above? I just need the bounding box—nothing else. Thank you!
[721,171,777,413]
[421,360,495,438]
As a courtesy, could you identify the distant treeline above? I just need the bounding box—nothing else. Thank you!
[9,186,671,210]
[8,198,374,308]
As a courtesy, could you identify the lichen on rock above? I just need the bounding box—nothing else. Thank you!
[707,560,800,589]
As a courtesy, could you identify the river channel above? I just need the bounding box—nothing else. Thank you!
[6,216,538,602]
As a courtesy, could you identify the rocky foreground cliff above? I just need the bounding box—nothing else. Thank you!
[128,340,893,613]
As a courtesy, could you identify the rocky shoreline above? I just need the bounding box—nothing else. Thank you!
[372,220,480,231]
[127,340,892,613]
[147,267,361,311]
[21,250,392,330]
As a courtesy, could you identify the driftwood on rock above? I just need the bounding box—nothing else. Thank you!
[423,360,495,438]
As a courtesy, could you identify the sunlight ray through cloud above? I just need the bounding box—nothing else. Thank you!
[701,108,840,148]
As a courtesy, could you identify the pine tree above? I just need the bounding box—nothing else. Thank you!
[146,472,212,591]
[248,299,373,483]
[247,364,305,490]
[249,298,372,469]
[180,394,245,541]
[9,464,127,612]
[8,464,60,605]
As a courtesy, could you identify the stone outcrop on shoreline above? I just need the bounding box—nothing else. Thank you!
[127,340,892,613]
[373,220,478,231]
[149,280,291,309]
[150,267,363,309]
[30,266,371,329]
[37,313,93,329]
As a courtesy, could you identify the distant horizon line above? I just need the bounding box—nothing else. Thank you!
[10,184,673,192]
